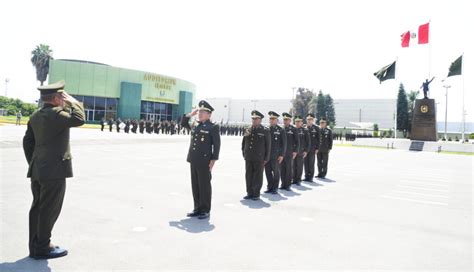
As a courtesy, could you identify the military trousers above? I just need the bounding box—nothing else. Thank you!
[293,153,304,183]
[190,162,212,214]
[280,155,293,189]
[304,151,316,180]
[317,152,330,177]
[264,158,280,191]
[245,160,264,197]
[29,178,66,256]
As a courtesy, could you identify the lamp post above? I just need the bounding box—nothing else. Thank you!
[443,84,451,140]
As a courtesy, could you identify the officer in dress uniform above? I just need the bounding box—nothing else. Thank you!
[280,112,299,191]
[292,115,310,186]
[242,110,271,200]
[316,117,333,178]
[303,113,319,182]
[23,80,85,259]
[181,100,221,220]
[264,111,287,194]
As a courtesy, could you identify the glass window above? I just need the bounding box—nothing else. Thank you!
[95,97,106,111]
[94,110,105,121]
[106,98,117,111]
[105,111,116,120]
[83,96,94,110]
[72,95,84,102]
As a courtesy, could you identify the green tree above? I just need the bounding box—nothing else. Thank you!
[396,83,409,137]
[291,88,313,118]
[324,94,336,127]
[0,96,38,116]
[314,90,326,121]
[407,90,419,133]
[31,44,53,86]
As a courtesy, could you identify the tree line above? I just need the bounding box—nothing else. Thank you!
[292,88,336,128]
[0,96,38,116]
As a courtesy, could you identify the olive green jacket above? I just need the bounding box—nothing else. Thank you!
[23,101,85,180]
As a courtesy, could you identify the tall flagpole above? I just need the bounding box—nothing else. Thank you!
[428,19,432,78]
[461,53,465,142]
[394,57,398,139]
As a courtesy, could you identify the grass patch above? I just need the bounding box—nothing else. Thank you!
[335,143,388,150]
[438,151,473,156]
[1,115,101,129]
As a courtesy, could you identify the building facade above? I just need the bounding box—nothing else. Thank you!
[48,59,196,122]
[204,97,397,129]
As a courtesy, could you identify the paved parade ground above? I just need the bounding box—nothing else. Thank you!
[0,124,472,271]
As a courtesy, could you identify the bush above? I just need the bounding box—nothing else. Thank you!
[0,96,37,116]
[469,133,474,140]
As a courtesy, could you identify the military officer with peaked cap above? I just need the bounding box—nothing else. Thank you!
[23,80,85,259]
[292,115,310,186]
[242,110,271,200]
[280,112,299,191]
[316,117,333,178]
[181,100,221,219]
[264,111,287,194]
[303,113,319,182]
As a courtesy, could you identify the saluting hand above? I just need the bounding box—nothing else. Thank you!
[292,152,297,159]
[188,108,199,117]
[303,152,307,158]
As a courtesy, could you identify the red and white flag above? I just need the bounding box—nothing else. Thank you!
[400,22,430,48]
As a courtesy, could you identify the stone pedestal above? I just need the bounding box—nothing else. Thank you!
[410,99,437,141]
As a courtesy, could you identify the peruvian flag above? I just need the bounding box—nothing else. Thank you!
[400,22,430,47]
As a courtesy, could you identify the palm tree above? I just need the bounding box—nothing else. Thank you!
[31,44,53,86]
[407,90,419,134]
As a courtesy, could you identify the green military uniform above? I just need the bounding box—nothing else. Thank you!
[317,118,333,178]
[304,113,319,181]
[280,113,299,190]
[242,110,271,199]
[264,111,287,194]
[22,80,85,259]
[293,115,310,185]
[181,101,221,219]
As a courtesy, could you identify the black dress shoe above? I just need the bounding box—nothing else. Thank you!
[316,174,323,178]
[284,187,292,191]
[251,196,260,201]
[293,182,301,186]
[198,213,210,220]
[186,211,200,217]
[263,190,272,194]
[270,190,278,195]
[243,195,252,200]
[31,247,68,260]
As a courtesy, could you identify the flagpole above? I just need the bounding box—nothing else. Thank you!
[428,19,432,78]
[394,56,398,139]
[461,52,465,142]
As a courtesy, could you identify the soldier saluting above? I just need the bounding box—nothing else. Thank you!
[242,110,271,200]
[23,80,85,259]
[316,117,333,178]
[303,113,319,182]
[264,111,287,194]
[293,115,310,186]
[181,100,221,220]
[280,112,299,191]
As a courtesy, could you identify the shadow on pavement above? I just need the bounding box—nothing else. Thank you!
[278,189,301,197]
[0,257,50,272]
[261,193,288,201]
[303,181,324,187]
[239,199,271,209]
[291,184,312,191]
[317,177,336,183]
[169,218,215,233]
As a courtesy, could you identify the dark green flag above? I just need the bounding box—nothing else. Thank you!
[374,61,396,84]
[447,55,462,77]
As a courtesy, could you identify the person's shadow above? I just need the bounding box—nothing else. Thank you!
[239,198,271,209]
[291,184,312,191]
[261,193,288,202]
[304,181,324,187]
[169,218,215,233]
[0,257,50,272]
[317,178,336,183]
[279,189,301,197]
